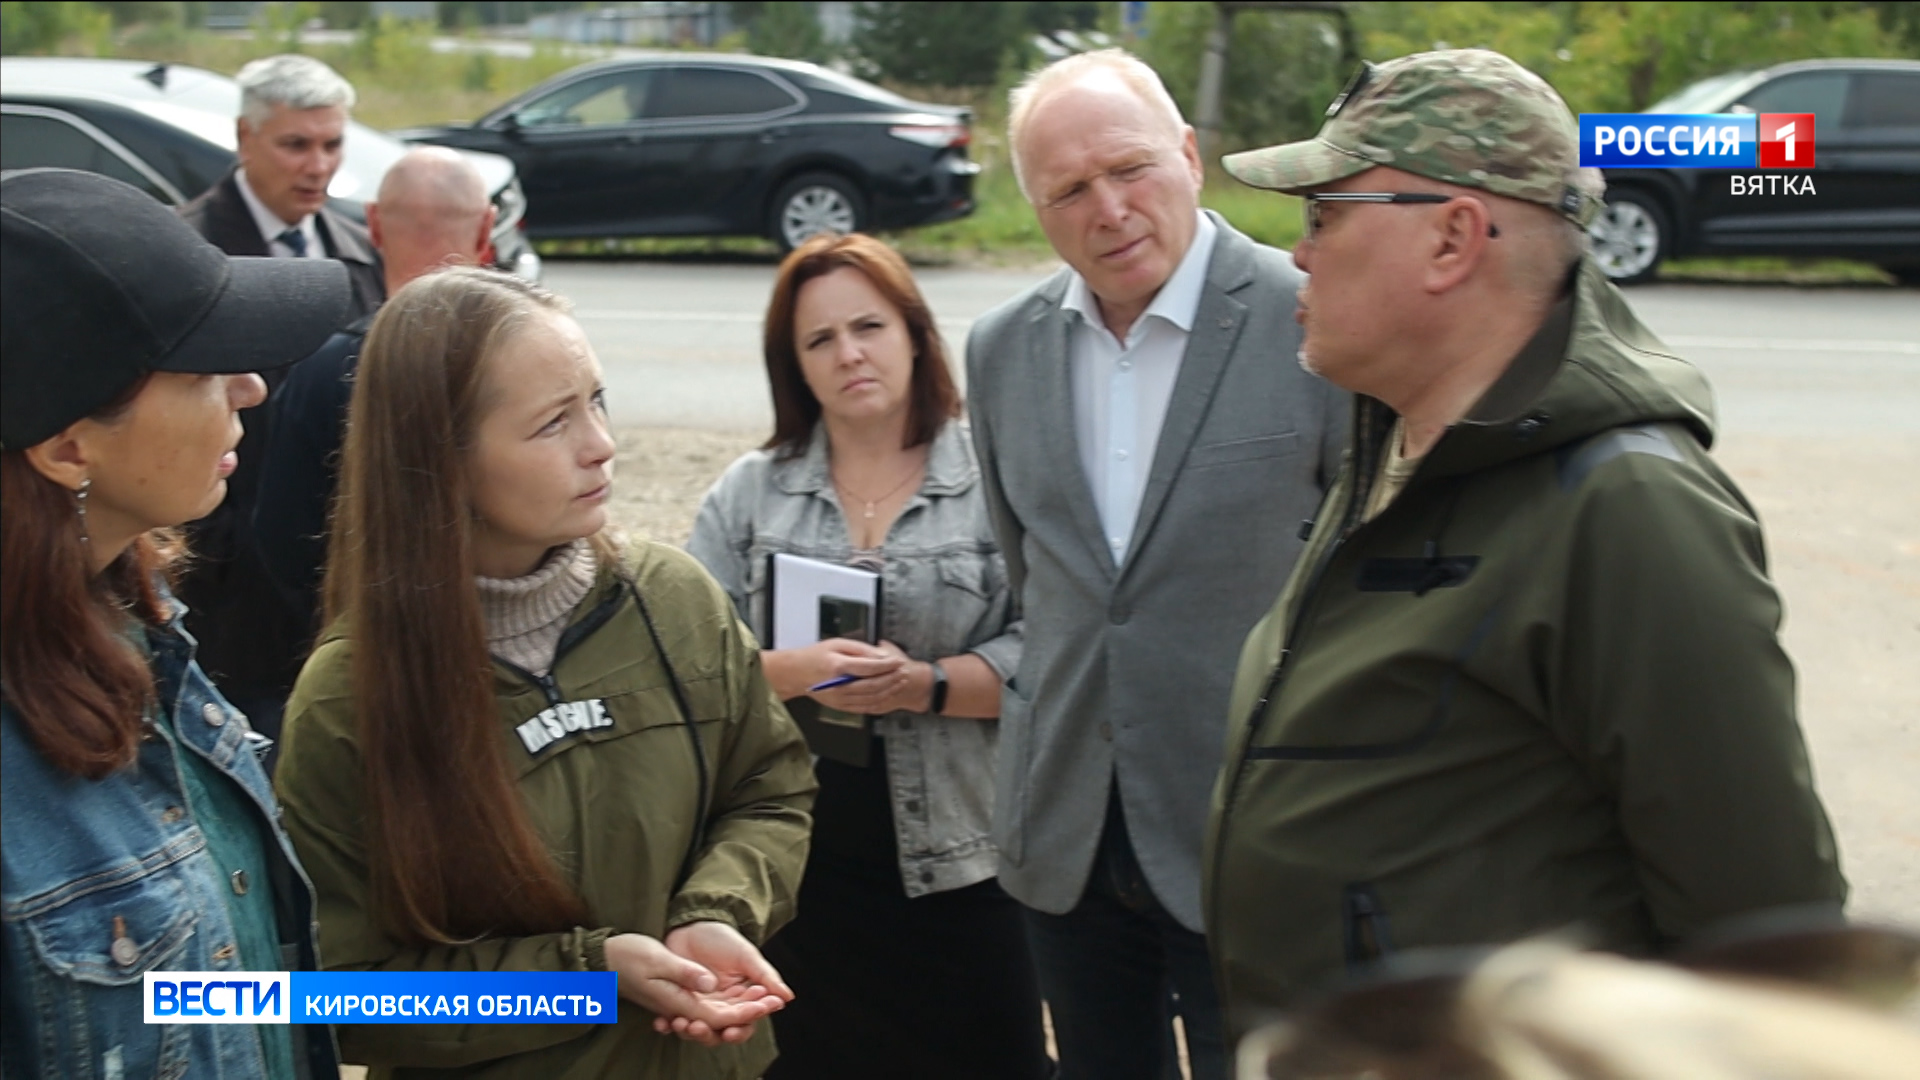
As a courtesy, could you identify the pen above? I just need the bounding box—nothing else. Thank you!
[809,674,862,692]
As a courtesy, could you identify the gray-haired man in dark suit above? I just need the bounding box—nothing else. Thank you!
[964,49,1346,1080]
[175,54,383,762]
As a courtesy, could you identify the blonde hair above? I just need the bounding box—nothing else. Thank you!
[1007,49,1186,201]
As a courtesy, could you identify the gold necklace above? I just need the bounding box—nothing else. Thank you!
[834,459,923,520]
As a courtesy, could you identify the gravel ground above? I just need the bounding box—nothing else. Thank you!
[608,426,762,545]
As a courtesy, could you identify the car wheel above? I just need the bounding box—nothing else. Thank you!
[1587,189,1669,285]
[770,172,865,253]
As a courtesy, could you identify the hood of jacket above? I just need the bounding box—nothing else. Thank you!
[1369,259,1716,491]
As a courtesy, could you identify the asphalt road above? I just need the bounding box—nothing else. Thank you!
[548,258,1920,924]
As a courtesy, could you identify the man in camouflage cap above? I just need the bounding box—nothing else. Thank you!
[1222,47,1605,225]
[1202,47,1845,1035]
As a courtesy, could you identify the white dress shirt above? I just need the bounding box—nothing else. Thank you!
[234,169,321,259]
[1062,210,1217,565]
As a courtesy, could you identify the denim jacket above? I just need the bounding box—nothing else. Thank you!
[1,597,336,1080]
[689,421,1019,897]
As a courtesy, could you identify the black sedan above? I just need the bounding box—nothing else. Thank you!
[1589,58,1920,285]
[399,54,979,251]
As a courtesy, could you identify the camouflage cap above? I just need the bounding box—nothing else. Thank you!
[1223,48,1605,225]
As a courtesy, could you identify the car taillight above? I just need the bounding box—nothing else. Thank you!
[889,123,970,149]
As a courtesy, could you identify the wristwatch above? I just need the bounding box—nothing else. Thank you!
[927,661,949,715]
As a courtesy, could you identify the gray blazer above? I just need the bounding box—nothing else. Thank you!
[965,213,1347,930]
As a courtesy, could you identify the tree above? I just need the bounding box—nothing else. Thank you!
[849,1,1026,88]
[1352,1,1915,114]
[738,2,829,63]
[0,1,112,54]
[1137,3,1349,154]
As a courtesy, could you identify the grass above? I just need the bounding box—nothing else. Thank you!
[534,164,1303,269]
[1654,257,1895,286]
[91,19,598,130]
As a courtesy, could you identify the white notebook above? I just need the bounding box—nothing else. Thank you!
[767,553,882,649]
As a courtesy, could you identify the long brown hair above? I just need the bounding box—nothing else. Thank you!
[1,378,179,779]
[322,266,590,943]
[762,232,962,458]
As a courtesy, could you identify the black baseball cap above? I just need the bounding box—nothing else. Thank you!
[1,168,354,450]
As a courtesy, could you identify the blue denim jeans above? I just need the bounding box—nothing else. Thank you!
[1023,791,1228,1080]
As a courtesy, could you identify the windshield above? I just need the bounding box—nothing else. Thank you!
[1645,70,1766,114]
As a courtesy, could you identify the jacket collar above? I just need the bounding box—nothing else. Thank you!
[213,166,378,268]
[1061,210,1219,339]
[770,419,976,499]
[1029,209,1253,320]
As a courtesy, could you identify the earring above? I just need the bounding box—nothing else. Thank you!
[75,477,91,547]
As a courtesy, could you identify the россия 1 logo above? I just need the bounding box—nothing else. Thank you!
[1580,113,1817,194]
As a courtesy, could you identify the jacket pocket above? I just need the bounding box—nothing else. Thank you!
[19,866,199,985]
[934,553,998,651]
[13,867,200,1079]
[1341,882,1397,972]
[1186,432,1299,470]
[991,683,1035,866]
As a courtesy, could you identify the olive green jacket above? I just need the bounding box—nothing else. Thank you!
[276,543,816,1078]
[1205,260,1845,1031]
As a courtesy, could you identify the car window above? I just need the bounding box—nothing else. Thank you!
[0,111,174,202]
[1646,70,1763,115]
[1845,72,1920,129]
[515,71,653,128]
[1737,72,1849,134]
[647,68,797,120]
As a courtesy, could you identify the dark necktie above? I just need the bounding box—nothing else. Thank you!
[277,227,308,257]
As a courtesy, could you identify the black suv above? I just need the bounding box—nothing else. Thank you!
[1588,58,1920,284]
[399,55,978,251]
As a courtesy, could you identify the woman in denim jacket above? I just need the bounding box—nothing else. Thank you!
[689,234,1050,1079]
[0,171,351,1079]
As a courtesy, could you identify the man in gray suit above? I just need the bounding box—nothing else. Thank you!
[965,50,1345,1080]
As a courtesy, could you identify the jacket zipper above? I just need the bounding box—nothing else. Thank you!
[1206,402,1384,952]
[493,584,626,704]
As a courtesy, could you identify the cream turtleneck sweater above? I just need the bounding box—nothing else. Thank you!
[475,539,598,677]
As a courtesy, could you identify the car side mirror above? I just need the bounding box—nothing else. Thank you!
[494,112,523,136]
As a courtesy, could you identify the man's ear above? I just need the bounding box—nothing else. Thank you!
[1426,196,1495,294]
[365,201,384,250]
[1180,125,1205,188]
[22,426,94,492]
[474,205,498,266]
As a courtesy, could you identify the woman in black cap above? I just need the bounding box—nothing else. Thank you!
[0,169,353,1079]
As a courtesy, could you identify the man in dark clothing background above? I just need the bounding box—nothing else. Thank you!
[176,54,383,756]
[1205,48,1846,1035]
[254,146,496,637]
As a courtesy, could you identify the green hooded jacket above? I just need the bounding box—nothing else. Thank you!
[275,543,816,1078]
[1204,260,1846,1031]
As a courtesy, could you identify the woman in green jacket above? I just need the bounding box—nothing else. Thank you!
[273,266,817,1079]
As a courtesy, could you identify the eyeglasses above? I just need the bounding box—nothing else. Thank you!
[1303,192,1502,240]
